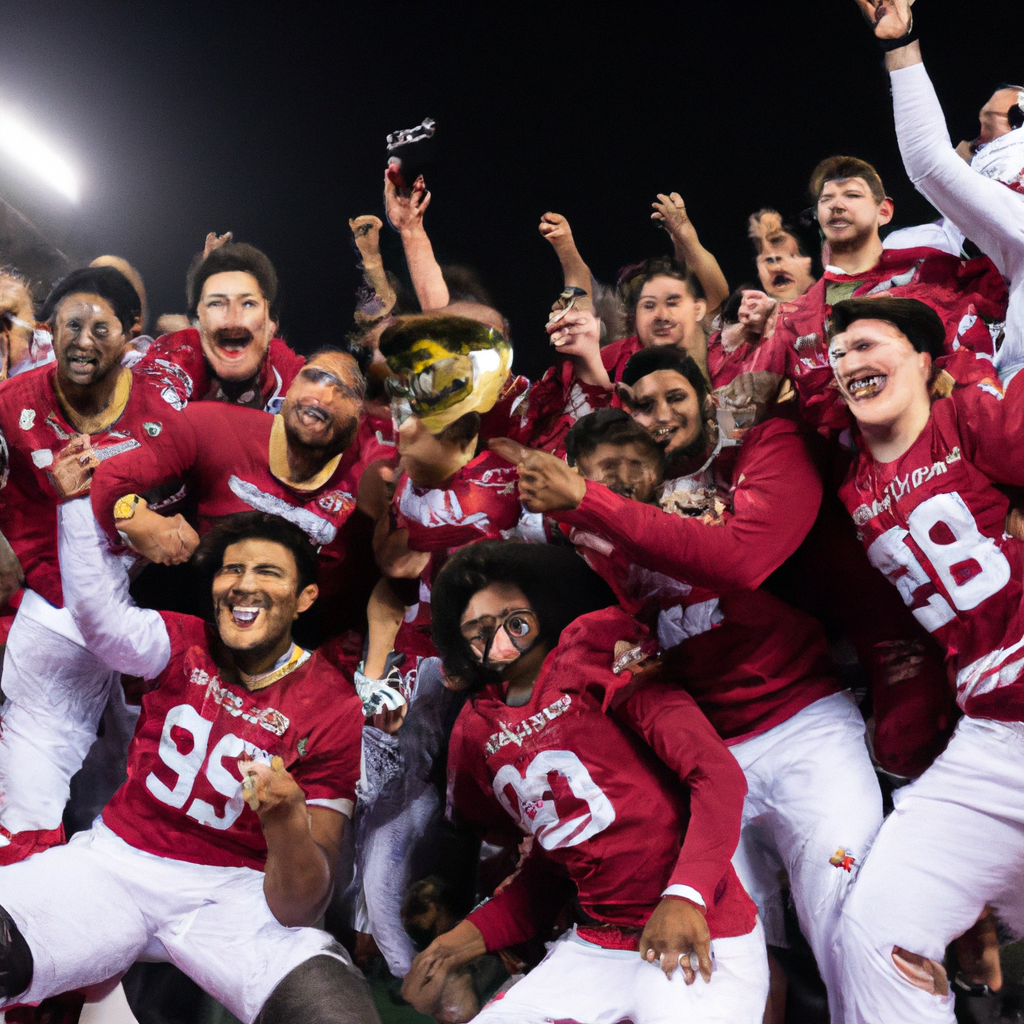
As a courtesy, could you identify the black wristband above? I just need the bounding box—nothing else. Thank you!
[877,16,917,52]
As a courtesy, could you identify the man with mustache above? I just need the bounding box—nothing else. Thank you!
[135,241,305,413]
[0,266,190,864]
[89,350,388,645]
[747,156,1008,432]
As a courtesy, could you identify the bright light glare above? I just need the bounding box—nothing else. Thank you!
[0,108,79,201]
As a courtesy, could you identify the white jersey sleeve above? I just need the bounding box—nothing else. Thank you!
[891,62,1024,379]
[57,498,171,679]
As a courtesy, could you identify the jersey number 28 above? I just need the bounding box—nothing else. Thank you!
[867,492,1010,632]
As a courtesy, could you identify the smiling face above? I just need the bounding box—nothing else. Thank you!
[52,292,129,389]
[575,440,662,503]
[829,318,932,433]
[626,369,705,456]
[755,234,816,301]
[634,275,707,351]
[196,271,274,383]
[817,177,892,253]
[211,538,317,667]
[281,352,362,456]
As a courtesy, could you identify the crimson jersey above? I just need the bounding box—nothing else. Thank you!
[0,365,188,607]
[841,374,1024,722]
[392,451,524,557]
[450,607,757,949]
[555,418,837,742]
[135,329,305,413]
[707,329,760,389]
[102,613,363,870]
[505,360,614,457]
[599,334,643,383]
[749,246,1008,431]
[90,404,392,633]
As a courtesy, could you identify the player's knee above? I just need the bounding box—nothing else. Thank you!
[255,953,381,1024]
[891,946,949,997]
[0,904,33,1001]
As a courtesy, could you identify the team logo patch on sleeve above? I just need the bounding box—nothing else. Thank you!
[143,422,162,437]
[19,409,35,430]
[829,847,856,872]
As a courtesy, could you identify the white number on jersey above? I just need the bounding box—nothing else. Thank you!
[493,749,616,850]
[867,492,1011,632]
[146,703,270,830]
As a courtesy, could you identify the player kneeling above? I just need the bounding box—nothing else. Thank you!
[0,501,379,1024]
[402,541,769,1024]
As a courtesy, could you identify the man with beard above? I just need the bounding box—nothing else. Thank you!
[490,347,884,1024]
[89,350,388,644]
[0,501,378,1024]
[135,242,305,413]
[0,266,189,864]
[747,156,1007,432]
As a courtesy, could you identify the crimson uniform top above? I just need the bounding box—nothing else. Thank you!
[707,329,760,389]
[840,371,1024,722]
[449,607,758,950]
[101,614,363,870]
[136,329,305,413]
[90,403,392,634]
[504,360,614,457]
[748,246,1008,431]
[0,364,188,607]
[56,497,364,871]
[552,418,839,743]
[599,334,643,383]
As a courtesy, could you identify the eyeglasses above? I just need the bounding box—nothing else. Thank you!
[461,607,540,663]
[298,365,365,401]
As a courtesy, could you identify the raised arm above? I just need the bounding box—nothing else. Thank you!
[538,213,594,298]
[652,192,730,315]
[57,497,171,679]
[384,166,449,310]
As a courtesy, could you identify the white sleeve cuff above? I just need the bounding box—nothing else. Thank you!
[661,884,706,908]
[307,797,354,819]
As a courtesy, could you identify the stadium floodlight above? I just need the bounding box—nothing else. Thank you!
[0,107,79,202]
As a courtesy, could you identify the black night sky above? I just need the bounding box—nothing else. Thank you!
[0,0,1019,381]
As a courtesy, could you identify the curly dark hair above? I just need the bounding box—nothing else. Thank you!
[186,242,278,318]
[431,540,616,692]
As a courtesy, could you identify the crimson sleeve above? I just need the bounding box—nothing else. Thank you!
[955,374,1024,487]
[552,420,822,591]
[466,852,573,951]
[90,405,204,540]
[612,683,746,908]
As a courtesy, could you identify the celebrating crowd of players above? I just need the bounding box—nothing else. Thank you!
[0,3,1023,1023]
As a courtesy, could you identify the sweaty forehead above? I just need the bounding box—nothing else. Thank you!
[56,292,117,320]
[307,350,359,384]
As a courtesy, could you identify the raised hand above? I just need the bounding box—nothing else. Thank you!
[547,307,602,358]
[652,192,697,245]
[639,897,713,984]
[853,0,914,39]
[203,231,233,258]
[736,290,778,337]
[238,755,298,816]
[384,166,431,234]
[538,212,576,252]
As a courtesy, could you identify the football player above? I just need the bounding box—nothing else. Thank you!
[0,501,376,1024]
[404,540,769,1023]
